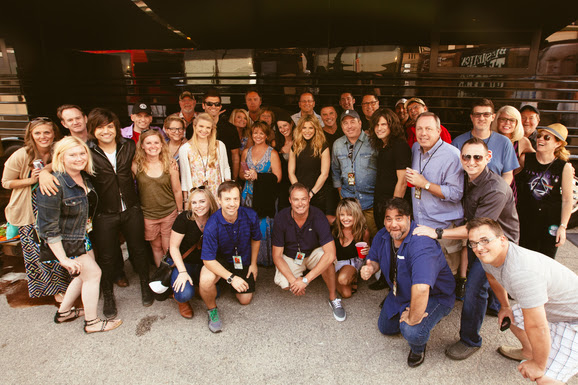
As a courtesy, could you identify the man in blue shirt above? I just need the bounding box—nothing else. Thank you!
[331,109,378,237]
[406,112,464,275]
[200,181,261,333]
[361,198,455,368]
[272,183,346,322]
[451,98,519,185]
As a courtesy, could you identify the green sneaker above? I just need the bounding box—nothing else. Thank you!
[207,308,222,333]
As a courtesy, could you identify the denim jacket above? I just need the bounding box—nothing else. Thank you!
[331,131,377,210]
[36,171,97,244]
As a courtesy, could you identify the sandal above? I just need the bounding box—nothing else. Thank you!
[84,318,123,334]
[54,307,85,324]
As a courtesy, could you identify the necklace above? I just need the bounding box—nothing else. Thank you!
[195,144,209,186]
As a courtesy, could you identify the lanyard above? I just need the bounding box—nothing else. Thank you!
[223,219,240,256]
[419,141,443,174]
[347,140,362,169]
[389,239,398,285]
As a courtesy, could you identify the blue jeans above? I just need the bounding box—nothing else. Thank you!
[168,259,202,303]
[459,253,500,347]
[378,296,452,354]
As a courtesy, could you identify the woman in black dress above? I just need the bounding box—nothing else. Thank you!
[368,108,412,229]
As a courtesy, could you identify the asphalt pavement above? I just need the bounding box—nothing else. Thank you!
[1,234,577,385]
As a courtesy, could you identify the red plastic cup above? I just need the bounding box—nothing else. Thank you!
[355,242,368,259]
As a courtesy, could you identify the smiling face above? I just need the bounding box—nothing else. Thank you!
[131,112,153,131]
[536,129,562,155]
[252,126,267,145]
[339,93,355,110]
[384,208,410,243]
[521,110,540,137]
[94,122,117,146]
[195,118,213,140]
[460,143,490,180]
[374,116,391,142]
[277,120,293,138]
[166,121,185,142]
[301,121,315,140]
[395,103,407,122]
[361,95,379,119]
[60,108,87,134]
[63,144,88,174]
[218,188,241,219]
[234,111,248,128]
[496,113,517,139]
[341,116,362,142]
[190,190,211,218]
[289,187,310,217]
[179,96,196,114]
[320,106,337,127]
[299,93,315,115]
[415,115,441,152]
[470,106,495,132]
[407,102,427,122]
[31,124,56,150]
[468,225,507,267]
[202,96,222,119]
[339,209,354,229]
[141,134,162,157]
[245,92,261,113]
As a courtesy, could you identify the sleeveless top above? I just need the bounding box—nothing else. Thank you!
[136,169,177,219]
[241,146,273,207]
[334,235,358,261]
[295,139,328,192]
[517,152,565,223]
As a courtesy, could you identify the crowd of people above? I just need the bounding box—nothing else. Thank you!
[2,88,577,382]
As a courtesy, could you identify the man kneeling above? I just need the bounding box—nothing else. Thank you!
[200,181,261,333]
[272,183,346,321]
[361,198,455,367]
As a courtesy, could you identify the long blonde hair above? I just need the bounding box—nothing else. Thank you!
[190,113,218,168]
[491,105,523,142]
[332,198,367,242]
[229,108,251,139]
[134,129,171,174]
[292,115,326,157]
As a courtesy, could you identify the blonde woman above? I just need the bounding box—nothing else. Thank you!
[517,124,573,259]
[288,115,330,214]
[491,105,534,170]
[332,198,370,298]
[1,117,68,300]
[132,129,182,267]
[229,109,253,152]
[37,136,122,333]
[179,113,231,200]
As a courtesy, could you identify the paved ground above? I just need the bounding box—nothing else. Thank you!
[1,234,577,385]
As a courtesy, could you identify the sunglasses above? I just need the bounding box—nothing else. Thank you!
[537,133,552,141]
[204,101,221,107]
[190,185,206,193]
[461,154,485,162]
[347,144,354,160]
[32,117,53,123]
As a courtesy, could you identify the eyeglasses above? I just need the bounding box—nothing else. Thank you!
[468,236,498,249]
[472,112,493,118]
[537,133,552,141]
[497,117,517,124]
[167,127,185,132]
[461,154,485,162]
[361,100,378,106]
[204,101,221,107]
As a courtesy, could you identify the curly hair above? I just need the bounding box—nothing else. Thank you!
[368,108,405,150]
[292,115,326,158]
[134,129,171,174]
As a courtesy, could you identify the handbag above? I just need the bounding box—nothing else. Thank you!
[148,244,198,294]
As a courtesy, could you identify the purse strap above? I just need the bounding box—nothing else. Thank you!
[181,244,197,259]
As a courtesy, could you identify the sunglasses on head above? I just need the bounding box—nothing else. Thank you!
[190,185,206,193]
[461,154,484,162]
[32,117,52,123]
[204,101,221,107]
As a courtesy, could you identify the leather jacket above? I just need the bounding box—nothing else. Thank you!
[87,137,140,214]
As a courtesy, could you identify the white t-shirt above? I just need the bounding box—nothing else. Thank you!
[482,242,578,323]
[104,150,127,211]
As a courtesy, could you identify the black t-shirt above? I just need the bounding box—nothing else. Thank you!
[374,136,412,202]
[216,119,241,169]
[323,125,344,155]
[171,211,203,265]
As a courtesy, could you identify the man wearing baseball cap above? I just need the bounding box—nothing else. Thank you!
[121,101,165,144]
[405,98,452,148]
[178,91,197,137]
[520,104,540,149]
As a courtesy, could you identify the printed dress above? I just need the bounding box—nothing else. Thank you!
[186,148,222,200]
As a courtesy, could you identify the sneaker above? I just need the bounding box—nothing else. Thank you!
[497,345,526,361]
[445,340,480,360]
[207,308,222,333]
[329,298,346,322]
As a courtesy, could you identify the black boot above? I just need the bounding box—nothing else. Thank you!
[140,276,154,307]
[102,283,117,319]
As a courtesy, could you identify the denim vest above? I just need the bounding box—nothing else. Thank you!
[331,131,377,210]
[37,171,97,244]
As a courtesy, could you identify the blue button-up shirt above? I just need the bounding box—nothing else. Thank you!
[331,131,377,210]
[201,206,262,265]
[367,221,456,319]
[411,138,464,228]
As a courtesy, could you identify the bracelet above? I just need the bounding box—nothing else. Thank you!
[560,224,567,229]
[178,270,186,274]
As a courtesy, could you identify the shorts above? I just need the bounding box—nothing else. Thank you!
[223,262,256,294]
[274,247,330,289]
[144,210,178,241]
[335,257,363,272]
[512,304,578,382]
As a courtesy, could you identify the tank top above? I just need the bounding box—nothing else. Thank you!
[334,236,358,261]
[136,170,177,219]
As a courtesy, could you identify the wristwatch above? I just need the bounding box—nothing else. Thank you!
[424,182,431,190]
[227,274,234,284]
[435,228,444,240]
[302,277,309,285]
